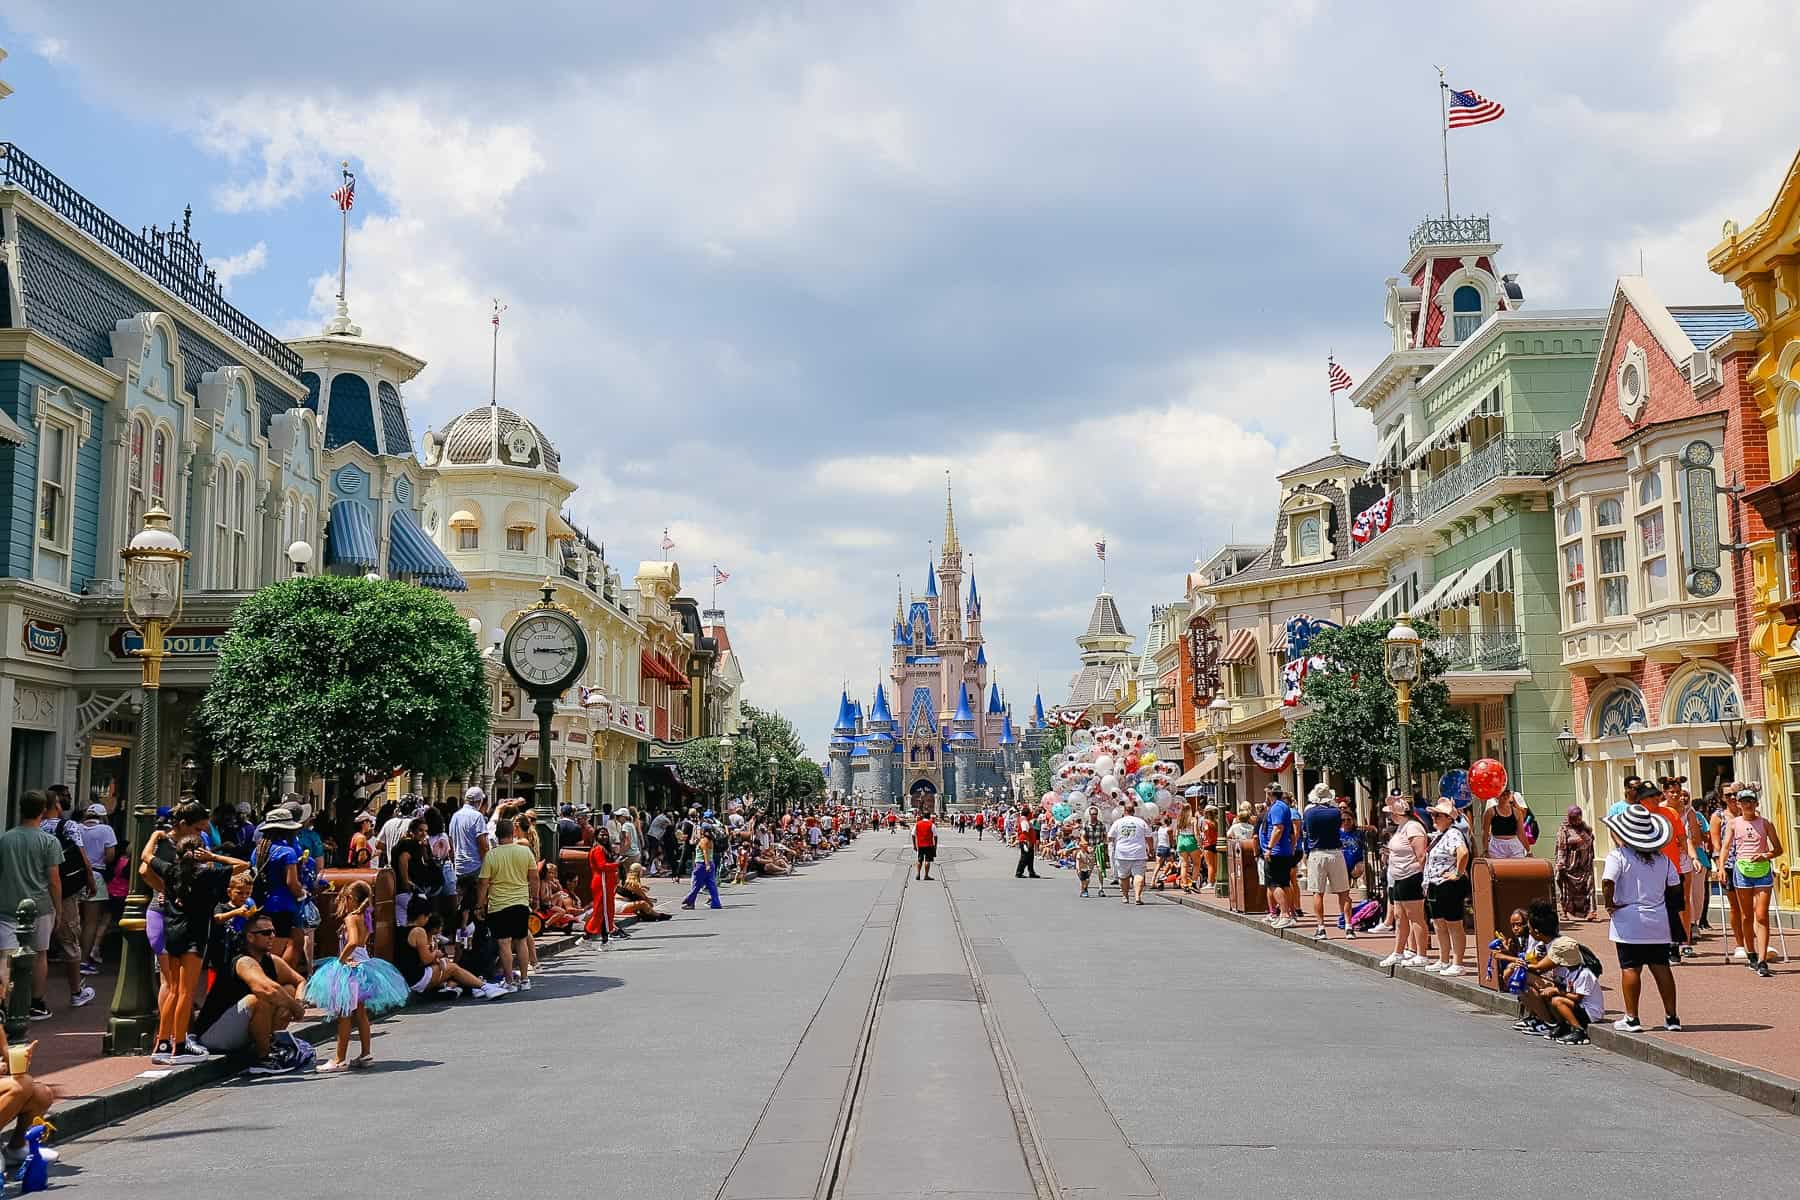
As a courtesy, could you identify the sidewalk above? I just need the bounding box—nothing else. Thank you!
[1148,879,1800,1115]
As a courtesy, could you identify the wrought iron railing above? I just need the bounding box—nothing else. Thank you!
[1420,436,1557,517]
[1409,214,1492,254]
[0,142,304,377]
[1428,626,1525,672]
[1350,487,1418,555]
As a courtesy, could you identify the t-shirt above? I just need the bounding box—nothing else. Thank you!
[1729,815,1775,862]
[647,813,671,840]
[1109,815,1151,861]
[1555,964,1606,1021]
[257,842,301,914]
[79,820,118,893]
[478,842,536,911]
[1262,800,1295,856]
[449,804,489,877]
[1387,821,1427,882]
[1602,847,1680,944]
[1643,801,1685,871]
[376,817,412,866]
[913,819,936,849]
[1423,826,1468,885]
[1302,803,1342,852]
[0,825,65,915]
[390,840,426,896]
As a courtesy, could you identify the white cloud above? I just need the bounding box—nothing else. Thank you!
[33,36,63,61]
[206,240,266,294]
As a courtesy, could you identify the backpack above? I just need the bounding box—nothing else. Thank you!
[47,818,89,895]
[1578,943,1604,979]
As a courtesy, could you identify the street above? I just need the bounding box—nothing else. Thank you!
[63,834,1800,1199]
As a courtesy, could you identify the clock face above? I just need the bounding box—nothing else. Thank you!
[505,610,585,692]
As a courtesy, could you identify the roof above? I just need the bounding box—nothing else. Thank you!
[432,404,562,473]
[1066,660,1128,707]
[1668,306,1756,349]
[1277,451,1368,481]
[1083,592,1129,639]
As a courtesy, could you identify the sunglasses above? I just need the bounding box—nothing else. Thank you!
[247,927,275,937]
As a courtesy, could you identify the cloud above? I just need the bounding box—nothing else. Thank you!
[206,240,267,294]
[32,36,63,61]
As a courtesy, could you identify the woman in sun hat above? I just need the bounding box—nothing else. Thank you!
[1717,786,1786,978]
[1422,800,1471,975]
[1379,792,1430,970]
[1601,800,1682,1033]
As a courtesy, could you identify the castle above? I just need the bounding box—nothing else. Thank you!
[826,485,1041,807]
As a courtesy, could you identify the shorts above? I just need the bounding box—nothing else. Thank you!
[1078,871,1091,883]
[1307,851,1349,895]
[1156,846,1174,861]
[267,910,296,937]
[1115,857,1147,880]
[163,915,205,959]
[1566,1004,1592,1030]
[1264,853,1297,888]
[1388,873,1425,903]
[0,913,55,955]
[198,995,256,1054]
[53,895,82,960]
[916,846,936,863]
[107,895,127,921]
[1176,834,1200,854]
[1733,865,1776,890]
[1426,877,1468,922]
[1616,941,1673,971]
[145,906,166,957]
[410,967,436,995]
[488,904,531,941]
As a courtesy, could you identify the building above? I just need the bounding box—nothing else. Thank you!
[1553,277,1764,837]
[627,560,700,810]
[1061,590,1135,724]
[703,606,746,736]
[1118,601,1188,765]
[1711,151,1800,909]
[1349,215,1604,814]
[419,400,648,809]
[827,486,1021,807]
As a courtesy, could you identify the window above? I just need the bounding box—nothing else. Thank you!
[458,527,479,551]
[506,528,528,552]
[126,417,148,536]
[1296,516,1320,557]
[211,461,229,589]
[1452,285,1483,342]
[1232,663,1262,698]
[1563,542,1586,624]
[37,423,66,548]
[1595,497,1623,528]
[1639,510,1668,603]
[1598,534,1628,618]
[1637,471,1662,505]
[299,499,313,552]
[1562,505,1582,537]
[232,471,249,589]
[150,426,170,510]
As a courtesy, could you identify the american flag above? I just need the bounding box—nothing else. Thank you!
[713,565,730,586]
[491,299,507,328]
[331,172,356,212]
[1094,540,1106,562]
[1446,87,1504,129]
[1328,359,1354,393]
[660,528,675,552]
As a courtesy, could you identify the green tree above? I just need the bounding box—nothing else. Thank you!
[681,703,822,813]
[1031,724,1070,801]
[197,576,489,809]
[1288,617,1470,806]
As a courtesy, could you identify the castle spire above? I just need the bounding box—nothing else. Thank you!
[943,470,961,557]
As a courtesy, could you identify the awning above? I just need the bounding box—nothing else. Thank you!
[548,511,579,541]
[324,499,378,571]
[1361,422,1407,479]
[658,653,691,689]
[448,509,479,528]
[388,507,467,591]
[1121,693,1153,718]
[1174,751,1230,788]
[1219,628,1259,664]
[1356,578,1408,623]
[1399,388,1503,469]
[1413,567,1470,614]
[640,650,668,683]
[0,408,27,448]
[1439,547,1513,607]
[630,762,697,796]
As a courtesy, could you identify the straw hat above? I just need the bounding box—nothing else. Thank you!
[1604,803,1672,854]
[1428,799,1457,819]
[1546,936,1583,968]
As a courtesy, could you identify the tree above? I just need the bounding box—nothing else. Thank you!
[1031,724,1070,801]
[1288,617,1471,809]
[679,703,822,813]
[197,576,489,810]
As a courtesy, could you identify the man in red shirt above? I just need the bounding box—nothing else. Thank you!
[913,811,937,880]
[1014,810,1041,879]
[974,811,985,841]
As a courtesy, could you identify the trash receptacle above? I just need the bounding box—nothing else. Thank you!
[1473,856,1553,992]
[1229,837,1268,914]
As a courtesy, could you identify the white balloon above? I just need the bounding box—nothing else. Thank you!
[1110,806,1124,822]
[1094,755,1115,776]
[1102,774,1120,794]
[1139,801,1159,822]
[1155,788,1174,804]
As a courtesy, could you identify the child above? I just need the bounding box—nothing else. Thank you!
[1488,907,1531,991]
[1076,838,1096,898]
[208,869,259,974]
[305,880,411,1072]
[1531,936,1605,1045]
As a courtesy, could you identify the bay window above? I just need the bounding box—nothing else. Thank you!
[1637,471,1668,605]
[1563,541,1586,624]
[1598,533,1628,618]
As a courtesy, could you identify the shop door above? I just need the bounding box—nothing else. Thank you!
[1696,754,1734,803]
[8,731,50,826]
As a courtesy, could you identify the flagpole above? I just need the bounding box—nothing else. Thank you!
[337,161,350,305]
[1328,353,1340,453]
[1436,66,1451,219]
[490,300,506,408]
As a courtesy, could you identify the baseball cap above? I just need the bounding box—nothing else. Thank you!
[85,803,108,818]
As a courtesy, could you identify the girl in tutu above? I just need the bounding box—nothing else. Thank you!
[306,880,410,1072]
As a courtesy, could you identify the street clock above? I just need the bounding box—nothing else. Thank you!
[503,586,589,696]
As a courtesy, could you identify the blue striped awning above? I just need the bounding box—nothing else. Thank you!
[388,507,467,591]
[324,499,378,571]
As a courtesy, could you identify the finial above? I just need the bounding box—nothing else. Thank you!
[943,468,961,555]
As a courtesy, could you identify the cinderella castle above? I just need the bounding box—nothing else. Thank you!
[827,485,1045,808]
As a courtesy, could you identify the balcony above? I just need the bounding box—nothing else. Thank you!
[1428,626,1525,672]
[1350,487,1419,556]
[1420,436,1558,518]
[1409,214,1492,255]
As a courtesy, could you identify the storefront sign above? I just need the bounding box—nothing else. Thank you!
[1681,439,1723,598]
[646,739,685,763]
[568,730,588,745]
[23,618,66,658]
[108,626,228,660]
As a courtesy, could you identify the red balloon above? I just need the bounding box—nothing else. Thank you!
[1124,756,1141,776]
[1469,758,1508,801]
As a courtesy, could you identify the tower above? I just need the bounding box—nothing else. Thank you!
[948,683,977,801]
[1065,591,1134,721]
[827,690,855,797]
[865,683,895,803]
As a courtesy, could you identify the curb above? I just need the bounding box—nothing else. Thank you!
[50,928,591,1143]
[1156,890,1800,1117]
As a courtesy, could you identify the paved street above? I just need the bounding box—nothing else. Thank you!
[63,834,1800,1199]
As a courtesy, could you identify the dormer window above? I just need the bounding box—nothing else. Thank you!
[1282,495,1334,566]
[1452,285,1483,342]
[1296,515,1321,557]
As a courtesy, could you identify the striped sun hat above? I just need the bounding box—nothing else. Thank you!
[1604,803,1672,854]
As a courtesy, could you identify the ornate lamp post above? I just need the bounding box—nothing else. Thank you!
[106,505,188,1054]
[286,539,313,576]
[767,755,780,819]
[1720,709,1748,783]
[1556,724,1582,768]
[719,737,735,811]
[1383,613,1421,801]
[1207,695,1232,896]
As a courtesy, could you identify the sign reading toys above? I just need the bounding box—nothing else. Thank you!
[23,618,67,657]
[108,626,228,660]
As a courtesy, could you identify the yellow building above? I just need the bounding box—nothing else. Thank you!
[1709,151,1800,907]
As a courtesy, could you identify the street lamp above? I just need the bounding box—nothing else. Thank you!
[1556,724,1582,767]
[1383,613,1421,801]
[767,754,779,818]
[1207,695,1232,896]
[1720,708,1748,782]
[719,738,735,810]
[286,539,314,576]
[107,504,188,1054]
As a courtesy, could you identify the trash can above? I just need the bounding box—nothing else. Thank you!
[1228,836,1267,914]
[1472,856,1553,992]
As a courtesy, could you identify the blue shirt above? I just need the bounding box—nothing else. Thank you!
[450,803,488,877]
[257,841,301,913]
[1302,803,1342,852]
[1263,800,1295,856]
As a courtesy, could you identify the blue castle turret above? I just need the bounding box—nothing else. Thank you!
[827,690,857,796]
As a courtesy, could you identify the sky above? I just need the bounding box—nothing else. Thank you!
[4,2,1798,755]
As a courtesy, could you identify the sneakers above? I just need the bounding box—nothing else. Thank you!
[475,982,508,999]
[1731,946,1749,962]
[1272,917,1296,930]
[517,978,532,992]
[150,1039,175,1065]
[1,1142,57,1167]
[1311,927,1328,940]
[1756,962,1774,978]
[1439,964,1465,978]
[27,1003,49,1022]
[175,1038,210,1064]
[441,985,464,1000]
[1378,952,1403,968]
[1553,1030,1590,1046]
[245,1051,298,1076]
[1613,1016,1644,1033]
[1400,951,1424,965]
[71,985,96,1008]
[78,959,100,976]
[1345,929,1357,940]
[1663,1017,1684,1032]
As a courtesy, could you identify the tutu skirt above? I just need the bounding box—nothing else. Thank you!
[306,947,413,1017]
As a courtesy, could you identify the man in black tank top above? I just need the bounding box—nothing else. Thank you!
[195,918,307,1072]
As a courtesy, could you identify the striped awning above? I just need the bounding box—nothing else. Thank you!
[0,407,27,448]
[388,507,467,591]
[1361,422,1407,480]
[1439,547,1513,607]
[1413,567,1470,614]
[1356,578,1408,623]
[1219,628,1259,664]
[324,499,379,571]
[1399,387,1504,469]
[658,653,691,689]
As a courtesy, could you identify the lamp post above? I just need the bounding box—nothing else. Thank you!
[1720,709,1747,784]
[1207,695,1232,896]
[719,737,735,812]
[1383,613,1421,802]
[1556,725,1582,768]
[106,504,188,1054]
[767,755,779,819]
[286,539,314,576]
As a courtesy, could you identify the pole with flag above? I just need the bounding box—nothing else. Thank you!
[489,299,507,408]
[660,528,675,562]
[1437,70,1505,220]
[711,564,729,609]
[332,162,356,306]
[1327,356,1354,452]
[1095,537,1107,591]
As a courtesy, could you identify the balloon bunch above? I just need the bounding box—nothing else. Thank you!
[1043,723,1179,826]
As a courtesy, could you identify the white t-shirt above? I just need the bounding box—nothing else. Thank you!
[1109,815,1151,861]
[78,819,118,892]
[1555,964,1606,1020]
[1602,847,1680,944]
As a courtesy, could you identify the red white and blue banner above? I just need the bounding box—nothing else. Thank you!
[1281,654,1327,706]
[1351,492,1395,546]
[1249,741,1293,772]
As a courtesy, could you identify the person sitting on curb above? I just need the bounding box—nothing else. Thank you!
[0,1029,57,1170]
[395,907,505,1000]
[1523,936,1605,1046]
[194,914,310,1074]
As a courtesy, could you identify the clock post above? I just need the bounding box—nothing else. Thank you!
[501,583,590,868]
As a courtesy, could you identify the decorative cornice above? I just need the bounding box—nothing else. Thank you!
[0,328,121,397]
